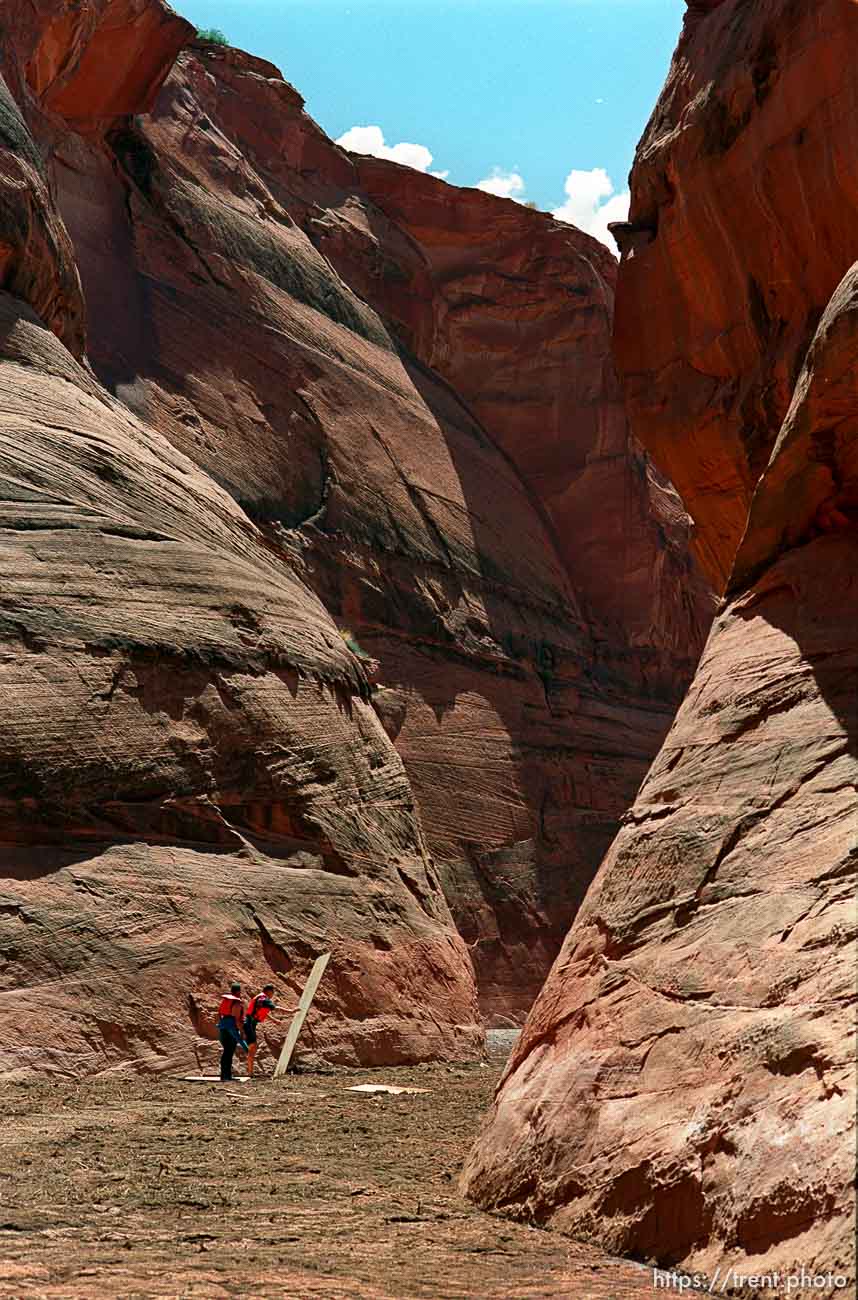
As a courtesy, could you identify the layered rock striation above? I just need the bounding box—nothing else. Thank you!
[1,0,710,1071]
[0,4,481,1075]
[320,158,707,692]
[38,33,709,1019]
[612,0,858,592]
[465,0,857,1285]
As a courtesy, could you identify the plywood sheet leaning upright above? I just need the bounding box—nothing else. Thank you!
[274,953,331,1078]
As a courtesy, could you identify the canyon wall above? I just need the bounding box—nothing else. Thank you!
[43,34,710,1020]
[0,0,709,1073]
[465,0,857,1286]
[0,3,481,1075]
[612,0,858,592]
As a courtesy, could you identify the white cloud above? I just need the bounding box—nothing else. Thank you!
[336,124,435,173]
[476,168,526,201]
[552,167,629,250]
[333,136,628,252]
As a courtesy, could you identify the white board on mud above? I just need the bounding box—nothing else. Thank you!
[178,1076,251,1084]
[274,951,331,1078]
[346,1084,430,1095]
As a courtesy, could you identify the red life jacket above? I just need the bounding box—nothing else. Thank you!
[248,993,274,1024]
[218,994,243,1020]
[247,993,272,1024]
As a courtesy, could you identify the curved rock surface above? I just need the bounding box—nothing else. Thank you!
[0,73,84,354]
[323,158,709,686]
[464,524,857,1281]
[466,0,857,1285]
[733,264,858,592]
[38,38,710,1019]
[1,0,709,1066]
[0,4,481,1076]
[613,0,858,591]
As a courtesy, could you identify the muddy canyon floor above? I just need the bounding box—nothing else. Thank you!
[0,1045,662,1300]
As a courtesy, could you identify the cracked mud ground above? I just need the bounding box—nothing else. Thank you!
[0,1049,655,1299]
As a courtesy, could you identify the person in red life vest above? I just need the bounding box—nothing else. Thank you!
[217,982,248,1082]
[244,983,298,1077]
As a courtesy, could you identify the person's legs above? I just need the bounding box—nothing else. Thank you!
[245,1020,258,1076]
[219,1026,236,1081]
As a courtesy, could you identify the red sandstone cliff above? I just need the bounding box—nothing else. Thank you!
[318,158,707,690]
[465,0,857,1286]
[612,0,858,592]
[0,0,709,1071]
[0,3,481,1075]
[41,35,710,1020]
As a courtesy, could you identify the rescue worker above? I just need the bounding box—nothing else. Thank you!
[217,981,248,1082]
[245,983,298,1077]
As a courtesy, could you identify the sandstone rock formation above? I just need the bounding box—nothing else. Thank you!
[1,0,710,1073]
[465,0,857,1286]
[337,160,711,696]
[38,33,709,1020]
[612,0,858,592]
[0,74,83,354]
[0,4,481,1075]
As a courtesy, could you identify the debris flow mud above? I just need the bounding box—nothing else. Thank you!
[0,1050,655,1298]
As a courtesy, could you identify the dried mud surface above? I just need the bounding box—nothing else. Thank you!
[0,1049,655,1300]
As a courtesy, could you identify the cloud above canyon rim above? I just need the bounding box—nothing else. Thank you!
[551,167,629,248]
[336,126,627,250]
[475,168,526,200]
[335,125,447,177]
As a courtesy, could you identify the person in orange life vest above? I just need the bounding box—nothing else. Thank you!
[217,982,248,1082]
[244,983,298,1077]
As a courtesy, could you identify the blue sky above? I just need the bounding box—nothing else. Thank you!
[173,0,684,246]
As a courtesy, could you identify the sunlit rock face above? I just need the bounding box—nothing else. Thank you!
[464,0,857,1284]
[0,0,482,1076]
[0,0,710,1067]
[42,39,710,1021]
[317,156,711,691]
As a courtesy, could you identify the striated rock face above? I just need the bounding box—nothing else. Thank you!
[733,264,858,592]
[464,522,857,1280]
[465,0,857,1284]
[613,0,858,591]
[0,0,710,1066]
[328,159,711,697]
[0,73,84,354]
[32,39,710,1020]
[0,2,481,1075]
[0,289,480,1075]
